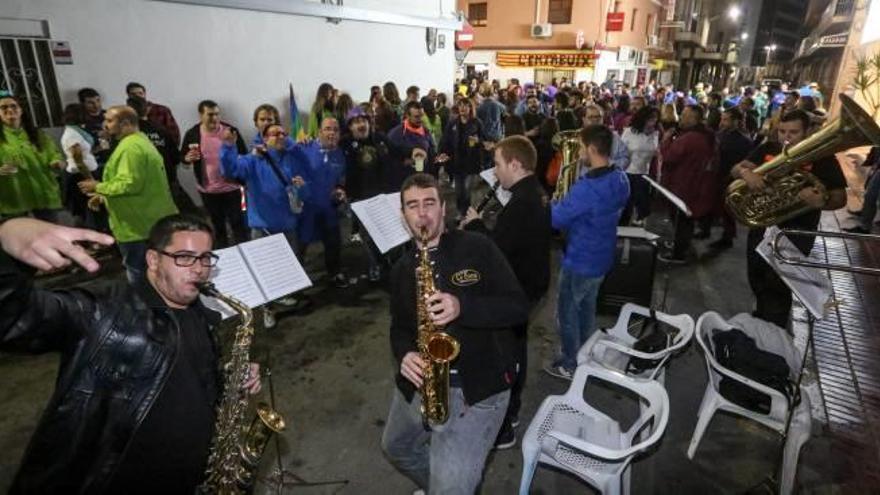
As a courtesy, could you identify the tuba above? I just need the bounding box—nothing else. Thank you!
[198,283,286,494]
[551,129,584,201]
[726,94,880,228]
[415,227,461,426]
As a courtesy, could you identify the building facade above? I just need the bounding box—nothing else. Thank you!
[457,0,673,86]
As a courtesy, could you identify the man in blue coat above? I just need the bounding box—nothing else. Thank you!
[220,123,310,324]
[546,125,630,379]
[297,117,349,288]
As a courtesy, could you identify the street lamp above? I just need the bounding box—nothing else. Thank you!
[741,32,749,40]
[764,44,777,66]
[728,5,742,21]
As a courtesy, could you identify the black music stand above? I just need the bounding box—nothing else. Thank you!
[259,349,349,494]
[642,176,692,258]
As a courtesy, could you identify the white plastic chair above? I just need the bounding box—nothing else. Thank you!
[519,364,670,495]
[688,312,812,495]
[578,303,695,383]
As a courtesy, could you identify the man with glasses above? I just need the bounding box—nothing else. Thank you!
[77,105,178,283]
[0,214,262,493]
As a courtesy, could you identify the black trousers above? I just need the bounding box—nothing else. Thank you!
[299,210,342,276]
[672,210,695,258]
[746,227,815,330]
[200,189,248,248]
[506,321,528,423]
[620,173,651,225]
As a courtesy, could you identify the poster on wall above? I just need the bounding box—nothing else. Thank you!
[51,41,72,64]
[606,12,625,32]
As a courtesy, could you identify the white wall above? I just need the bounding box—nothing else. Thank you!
[2,0,458,141]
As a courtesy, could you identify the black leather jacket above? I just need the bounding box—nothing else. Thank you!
[0,252,221,494]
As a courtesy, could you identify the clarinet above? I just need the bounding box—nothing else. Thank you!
[475,182,501,213]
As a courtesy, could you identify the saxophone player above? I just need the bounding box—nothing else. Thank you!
[0,214,261,494]
[382,173,528,494]
[731,109,847,330]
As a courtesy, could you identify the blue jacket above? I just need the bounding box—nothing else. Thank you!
[297,140,346,244]
[220,138,309,233]
[552,165,630,277]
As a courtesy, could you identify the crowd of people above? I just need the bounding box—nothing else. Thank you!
[0,71,859,493]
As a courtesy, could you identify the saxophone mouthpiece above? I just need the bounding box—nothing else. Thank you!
[197,282,219,297]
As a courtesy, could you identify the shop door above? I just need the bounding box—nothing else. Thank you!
[534,69,575,86]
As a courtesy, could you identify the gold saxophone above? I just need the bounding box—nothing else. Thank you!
[198,282,286,494]
[726,94,880,227]
[551,129,584,201]
[415,227,460,426]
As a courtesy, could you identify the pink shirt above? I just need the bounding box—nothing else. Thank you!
[199,125,239,194]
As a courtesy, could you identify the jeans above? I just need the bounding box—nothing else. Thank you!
[381,387,509,494]
[858,169,880,229]
[454,173,478,217]
[200,189,248,248]
[555,269,604,371]
[118,241,147,284]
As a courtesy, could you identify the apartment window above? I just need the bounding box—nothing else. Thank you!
[468,2,487,27]
[0,38,62,128]
[631,8,638,31]
[548,0,573,24]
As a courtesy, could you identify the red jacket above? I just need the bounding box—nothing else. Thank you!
[146,102,180,148]
[660,125,717,217]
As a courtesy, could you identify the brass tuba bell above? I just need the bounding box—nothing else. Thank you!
[726,94,880,228]
[551,129,584,201]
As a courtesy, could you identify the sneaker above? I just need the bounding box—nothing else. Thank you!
[349,233,363,244]
[333,273,349,288]
[543,364,574,381]
[843,225,869,234]
[276,296,300,307]
[368,266,381,282]
[657,252,687,264]
[511,417,520,428]
[708,238,734,250]
[263,309,277,329]
[631,218,645,227]
[493,422,517,450]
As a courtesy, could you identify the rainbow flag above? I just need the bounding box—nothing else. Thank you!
[289,83,307,142]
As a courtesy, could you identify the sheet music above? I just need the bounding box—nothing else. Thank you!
[201,246,266,319]
[757,227,833,320]
[617,226,660,241]
[478,168,512,206]
[238,234,313,302]
[643,176,692,217]
[351,194,411,254]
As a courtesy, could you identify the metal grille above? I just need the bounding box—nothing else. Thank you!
[802,210,880,490]
[0,37,62,128]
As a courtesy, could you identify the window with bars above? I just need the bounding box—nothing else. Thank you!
[548,0,572,24]
[0,38,62,128]
[468,2,488,27]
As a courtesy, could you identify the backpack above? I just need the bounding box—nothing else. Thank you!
[712,329,799,414]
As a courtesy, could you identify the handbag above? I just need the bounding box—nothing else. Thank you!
[263,150,302,214]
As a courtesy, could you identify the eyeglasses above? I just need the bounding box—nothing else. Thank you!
[158,250,219,267]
